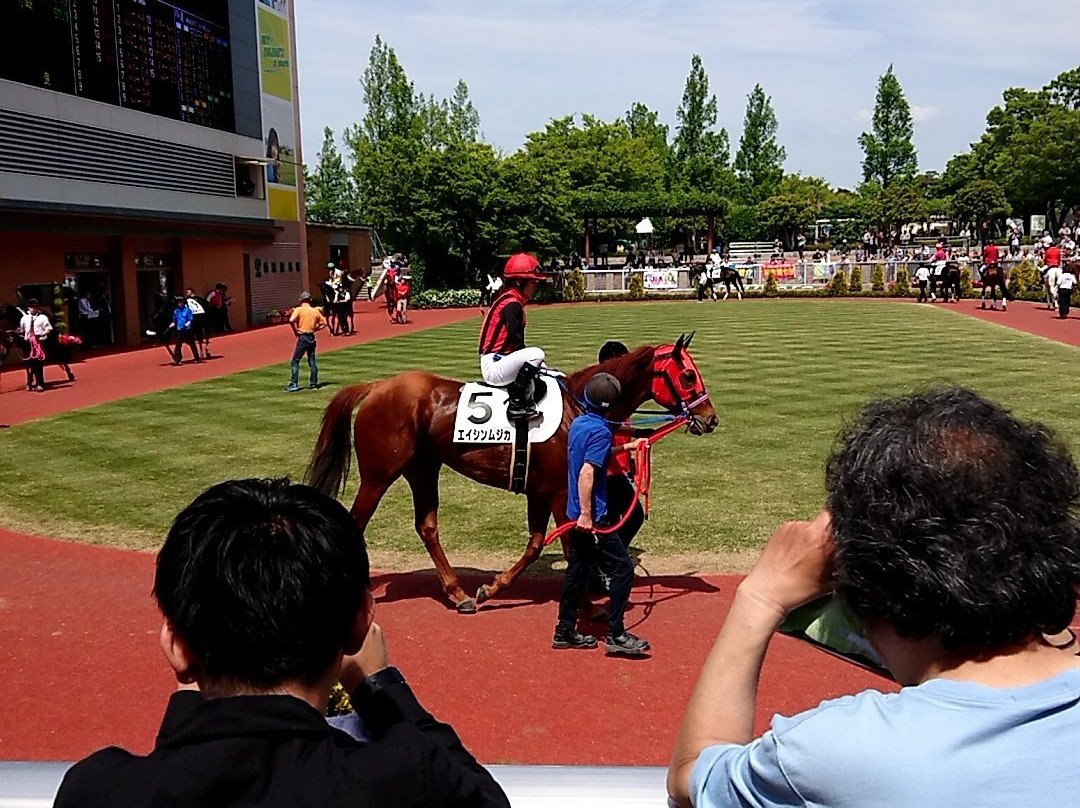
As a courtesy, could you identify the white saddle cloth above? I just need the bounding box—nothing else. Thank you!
[453,376,563,444]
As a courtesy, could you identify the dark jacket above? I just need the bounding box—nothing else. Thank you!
[55,675,509,808]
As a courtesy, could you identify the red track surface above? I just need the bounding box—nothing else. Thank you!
[2,295,1078,764]
[0,300,476,426]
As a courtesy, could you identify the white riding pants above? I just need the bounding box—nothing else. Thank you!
[480,347,546,386]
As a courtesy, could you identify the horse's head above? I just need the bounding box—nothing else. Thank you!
[650,332,718,435]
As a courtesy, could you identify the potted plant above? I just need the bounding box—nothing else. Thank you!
[266,308,281,324]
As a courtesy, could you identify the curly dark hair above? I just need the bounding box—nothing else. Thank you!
[826,386,1080,651]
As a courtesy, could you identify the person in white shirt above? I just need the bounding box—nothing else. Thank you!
[1057,268,1076,319]
[19,299,52,391]
[914,264,931,302]
[185,288,211,359]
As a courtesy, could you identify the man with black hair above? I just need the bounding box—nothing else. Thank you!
[55,478,509,808]
[553,371,650,657]
[669,386,1080,808]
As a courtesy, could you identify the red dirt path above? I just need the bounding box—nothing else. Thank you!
[0,300,477,426]
[0,527,886,763]
[2,295,1078,764]
[941,295,1080,346]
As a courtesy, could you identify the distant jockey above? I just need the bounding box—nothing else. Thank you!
[478,252,549,420]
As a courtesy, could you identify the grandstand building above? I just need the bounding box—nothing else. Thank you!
[1,0,307,345]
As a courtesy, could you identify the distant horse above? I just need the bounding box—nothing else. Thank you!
[980,263,1009,310]
[719,266,745,300]
[940,261,962,303]
[306,334,719,611]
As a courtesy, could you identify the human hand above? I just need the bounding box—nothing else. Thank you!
[340,622,390,691]
[576,514,593,531]
[740,510,834,616]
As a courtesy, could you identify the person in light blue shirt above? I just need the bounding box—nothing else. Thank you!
[668,387,1080,808]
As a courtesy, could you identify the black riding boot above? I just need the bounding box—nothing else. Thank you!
[507,362,541,420]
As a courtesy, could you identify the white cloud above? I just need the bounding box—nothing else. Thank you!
[910,104,938,122]
[294,0,1077,188]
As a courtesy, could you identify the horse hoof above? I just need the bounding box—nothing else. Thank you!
[456,597,477,614]
[475,585,491,604]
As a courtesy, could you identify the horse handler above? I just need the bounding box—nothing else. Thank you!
[552,371,651,657]
[284,291,327,392]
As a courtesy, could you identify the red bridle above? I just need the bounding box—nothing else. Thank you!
[650,342,710,416]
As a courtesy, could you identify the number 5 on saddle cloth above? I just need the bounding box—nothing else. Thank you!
[452,376,563,493]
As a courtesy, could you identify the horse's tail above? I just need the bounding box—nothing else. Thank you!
[305,382,377,498]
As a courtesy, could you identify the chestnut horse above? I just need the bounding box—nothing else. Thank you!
[306,334,719,611]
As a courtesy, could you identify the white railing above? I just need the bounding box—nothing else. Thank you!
[0,761,670,808]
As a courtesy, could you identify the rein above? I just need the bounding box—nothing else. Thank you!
[542,414,688,547]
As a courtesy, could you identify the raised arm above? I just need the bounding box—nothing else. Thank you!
[667,511,834,807]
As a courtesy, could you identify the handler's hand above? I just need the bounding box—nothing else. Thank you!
[340,623,390,691]
[740,510,834,616]
[576,514,593,531]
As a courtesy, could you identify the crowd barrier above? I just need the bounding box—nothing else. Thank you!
[583,257,1031,294]
[0,761,670,807]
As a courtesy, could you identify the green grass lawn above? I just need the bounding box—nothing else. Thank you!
[2,300,1079,571]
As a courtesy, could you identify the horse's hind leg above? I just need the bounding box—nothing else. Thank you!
[475,492,552,604]
[401,461,475,612]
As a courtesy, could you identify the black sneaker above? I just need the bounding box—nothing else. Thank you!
[605,632,651,657]
[552,627,598,650]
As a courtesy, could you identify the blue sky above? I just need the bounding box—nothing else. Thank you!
[294,0,1077,188]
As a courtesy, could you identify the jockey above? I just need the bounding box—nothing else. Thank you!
[981,241,1000,282]
[478,252,548,420]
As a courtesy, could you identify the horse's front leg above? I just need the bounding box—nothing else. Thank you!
[475,492,553,604]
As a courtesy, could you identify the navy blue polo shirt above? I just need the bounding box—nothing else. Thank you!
[566,411,613,520]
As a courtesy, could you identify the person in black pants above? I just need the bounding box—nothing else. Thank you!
[53,478,509,808]
[170,296,200,365]
[1058,269,1076,318]
[553,372,651,657]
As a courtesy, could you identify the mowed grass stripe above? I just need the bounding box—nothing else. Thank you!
[1,301,1078,567]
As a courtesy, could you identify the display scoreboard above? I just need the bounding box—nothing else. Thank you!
[4,0,235,132]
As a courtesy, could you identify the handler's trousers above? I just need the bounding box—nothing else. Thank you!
[557,527,633,637]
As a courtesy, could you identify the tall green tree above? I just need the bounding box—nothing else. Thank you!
[625,102,669,154]
[671,55,733,193]
[304,127,355,224]
[951,179,1010,225]
[858,65,918,188]
[448,80,481,144]
[734,84,786,204]
[344,36,423,249]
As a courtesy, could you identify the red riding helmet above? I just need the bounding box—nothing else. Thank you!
[503,252,548,281]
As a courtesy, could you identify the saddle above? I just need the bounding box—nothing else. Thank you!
[453,376,563,493]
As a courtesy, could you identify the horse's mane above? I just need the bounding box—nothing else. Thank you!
[564,344,656,396]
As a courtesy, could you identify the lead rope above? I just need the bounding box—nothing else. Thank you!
[542,414,688,547]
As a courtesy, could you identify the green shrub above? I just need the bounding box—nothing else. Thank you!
[763,271,779,298]
[628,270,645,300]
[52,283,69,333]
[1007,258,1041,297]
[411,288,481,309]
[960,266,974,297]
[847,265,862,294]
[892,268,911,297]
[871,263,886,293]
[564,268,587,302]
[828,269,849,296]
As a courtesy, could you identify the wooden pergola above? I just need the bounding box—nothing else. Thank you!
[575,192,730,264]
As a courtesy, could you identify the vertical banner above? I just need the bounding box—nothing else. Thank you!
[257,1,299,220]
